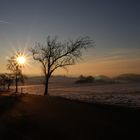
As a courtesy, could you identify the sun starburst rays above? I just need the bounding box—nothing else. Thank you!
[16,55,26,65]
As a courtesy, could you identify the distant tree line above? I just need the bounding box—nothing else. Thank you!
[75,75,94,83]
[75,74,140,84]
[75,75,114,84]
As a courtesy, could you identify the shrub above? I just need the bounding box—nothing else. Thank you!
[75,75,94,83]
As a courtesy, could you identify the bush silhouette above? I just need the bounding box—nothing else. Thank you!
[76,75,94,83]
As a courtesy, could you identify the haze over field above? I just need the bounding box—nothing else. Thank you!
[14,75,140,108]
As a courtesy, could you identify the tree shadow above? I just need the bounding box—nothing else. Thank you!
[0,94,21,116]
[0,94,31,139]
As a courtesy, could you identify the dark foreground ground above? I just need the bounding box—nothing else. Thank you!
[0,93,140,140]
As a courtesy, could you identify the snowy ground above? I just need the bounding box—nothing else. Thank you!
[18,82,140,108]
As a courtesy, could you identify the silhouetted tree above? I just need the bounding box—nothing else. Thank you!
[5,74,14,90]
[0,74,7,90]
[7,52,23,93]
[30,36,93,95]
[0,73,14,91]
[75,75,94,83]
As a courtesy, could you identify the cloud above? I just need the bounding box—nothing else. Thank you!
[0,20,9,24]
[92,50,140,62]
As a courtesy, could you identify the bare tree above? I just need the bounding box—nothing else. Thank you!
[7,52,23,93]
[5,73,14,90]
[0,74,7,90]
[0,73,14,90]
[30,36,93,95]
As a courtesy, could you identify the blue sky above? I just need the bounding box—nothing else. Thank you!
[0,0,140,76]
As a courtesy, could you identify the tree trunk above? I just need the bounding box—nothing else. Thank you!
[15,73,18,93]
[8,84,10,90]
[44,76,49,95]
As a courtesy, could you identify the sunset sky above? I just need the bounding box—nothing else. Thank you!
[0,0,140,77]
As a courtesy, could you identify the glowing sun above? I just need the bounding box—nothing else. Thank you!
[16,56,26,65]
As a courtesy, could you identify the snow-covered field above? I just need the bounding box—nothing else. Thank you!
[18,82,140,108]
